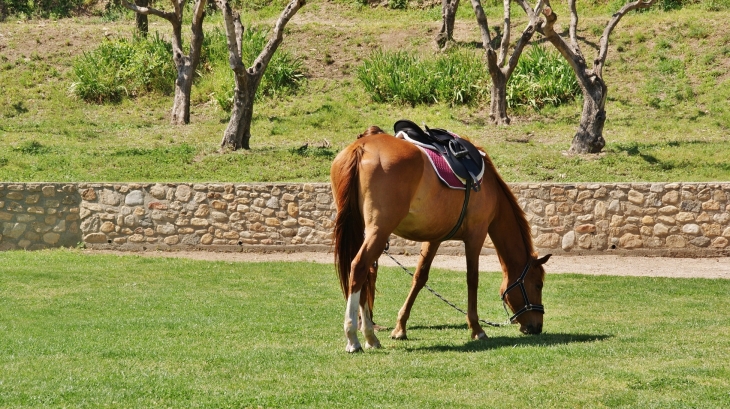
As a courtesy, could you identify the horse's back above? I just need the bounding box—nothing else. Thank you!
[332,132,424,184]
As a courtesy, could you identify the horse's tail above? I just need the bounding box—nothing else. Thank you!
[332,144,365,299]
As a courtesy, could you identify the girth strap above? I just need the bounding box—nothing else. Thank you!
[440,177,472,242]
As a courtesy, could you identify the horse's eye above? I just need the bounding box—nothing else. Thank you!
[536,284,543,291]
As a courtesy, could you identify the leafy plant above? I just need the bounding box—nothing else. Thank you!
[70,32,175,103]
[356,49,489,106]
[13,140,52,155]
[1,0,86,18]
[507,44,580,110]
[388,0,408,10]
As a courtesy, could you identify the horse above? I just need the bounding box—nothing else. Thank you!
[330,125,550,353]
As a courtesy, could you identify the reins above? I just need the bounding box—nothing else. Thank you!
[382,242,511,328]
[381,242,544,328]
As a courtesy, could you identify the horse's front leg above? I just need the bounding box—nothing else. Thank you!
[465,241,486,340]
[391,241,440,340]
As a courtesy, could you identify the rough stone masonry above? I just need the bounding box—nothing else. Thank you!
[1,182,729,256]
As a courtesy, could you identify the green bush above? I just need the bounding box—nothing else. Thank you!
[202,27,305,111]
[605,0,724,12]
[71,33,175,103]
[507,44,580,110]
[1,0,87,18]
[356,49,489,106]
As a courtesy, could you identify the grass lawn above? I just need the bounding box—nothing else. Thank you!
[1,250,729,407]
[1,4,729,182]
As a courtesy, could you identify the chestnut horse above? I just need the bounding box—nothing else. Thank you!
[331,126,550,353]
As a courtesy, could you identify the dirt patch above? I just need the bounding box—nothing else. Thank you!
[87,249,730,279]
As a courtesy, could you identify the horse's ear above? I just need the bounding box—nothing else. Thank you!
[536,254,552,265]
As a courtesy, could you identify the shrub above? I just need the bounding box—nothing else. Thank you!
[507,44,580,109]
[1,0,87,18]
[71,32,175,103]
[356,49,489,106]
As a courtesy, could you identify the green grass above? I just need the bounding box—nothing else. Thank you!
[0,5,729,182]
[1,250,729,407]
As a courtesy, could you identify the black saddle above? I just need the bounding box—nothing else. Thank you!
[394,119,483,192]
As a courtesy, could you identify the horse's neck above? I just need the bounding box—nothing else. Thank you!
[489,196,531,278]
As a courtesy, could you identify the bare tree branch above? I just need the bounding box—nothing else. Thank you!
[568,0,580,54]
[121,0,176,22]
[250,0,306,77]
[594,0,656,76]
[187,0,206,66]
[504,1,544,78]
[172,0,183,22]
[538,3,585,77]
[234,16,244,62]
[515,0,543,21]
[497,0,511,66]
[216,0,245,74]
[470,0,493,50]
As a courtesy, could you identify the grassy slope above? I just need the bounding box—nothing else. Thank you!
[0,250,728,407]
[0,2,728,182]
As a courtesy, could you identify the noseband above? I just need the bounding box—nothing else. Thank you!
[501,261,545,324]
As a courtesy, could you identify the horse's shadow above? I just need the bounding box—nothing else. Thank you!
[398,326,611,352]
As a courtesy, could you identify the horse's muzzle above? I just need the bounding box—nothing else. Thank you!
[520,322,543,335]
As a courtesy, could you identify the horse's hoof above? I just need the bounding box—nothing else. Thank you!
[472,332,488,340]
[346,344,363,353]
[365,340,382,349]
[390,330,408,340]
[373,324,388,332]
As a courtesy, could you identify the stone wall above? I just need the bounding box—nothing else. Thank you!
[512,182,730,254]
[1,182,729,256]
[0,183,82,250]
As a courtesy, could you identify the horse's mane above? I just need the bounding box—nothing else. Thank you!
[480,149,536,258]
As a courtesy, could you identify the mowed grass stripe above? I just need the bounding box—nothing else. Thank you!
[0,249,728,407]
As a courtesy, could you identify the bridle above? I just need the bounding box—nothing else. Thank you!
[501,260,545,324]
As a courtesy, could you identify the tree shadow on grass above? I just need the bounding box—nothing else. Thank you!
[404,332,612,353]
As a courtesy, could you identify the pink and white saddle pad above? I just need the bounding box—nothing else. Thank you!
[395,130,486,190]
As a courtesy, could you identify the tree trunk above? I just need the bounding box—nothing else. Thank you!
[170,61,195,125]
[134,0,149,36]
[571,76,607,153]
[120,0,207,125]
[435,0,459,50]
[221,77,258,150]
[489,69,510,125]
[216,0,304,150]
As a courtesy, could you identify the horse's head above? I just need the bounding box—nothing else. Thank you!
[501,254,550,335]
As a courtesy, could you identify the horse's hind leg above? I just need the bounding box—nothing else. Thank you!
[391,241,440,340]
[358,262,378,331]
[345,229,389,352]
